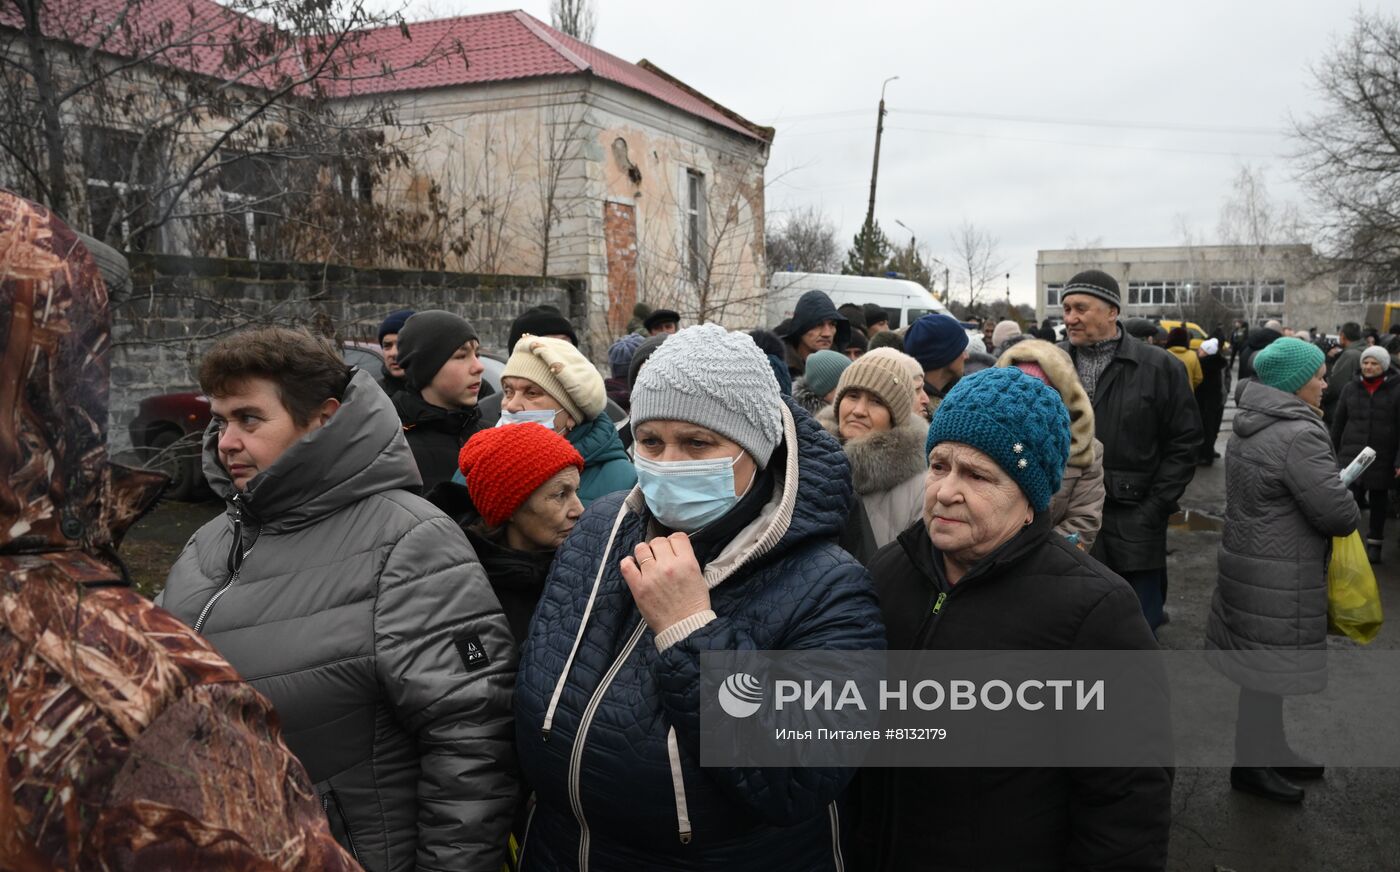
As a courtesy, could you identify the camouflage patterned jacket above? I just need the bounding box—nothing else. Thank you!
[0,191,360,870]
[0,552,361,871]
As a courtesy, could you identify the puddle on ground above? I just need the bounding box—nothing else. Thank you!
[1168,510,1223,532]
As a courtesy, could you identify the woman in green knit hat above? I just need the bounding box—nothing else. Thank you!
[1206,337,1360,803]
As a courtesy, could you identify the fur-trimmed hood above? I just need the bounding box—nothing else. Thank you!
[996,339,1096,468]
[818,406,929,494]
[791,376,829,416]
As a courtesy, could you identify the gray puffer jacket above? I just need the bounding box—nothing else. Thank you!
[1206,379,1360,694]
[159,369,518,871]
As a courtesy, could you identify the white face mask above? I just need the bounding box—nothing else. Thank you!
[497,409,558,431]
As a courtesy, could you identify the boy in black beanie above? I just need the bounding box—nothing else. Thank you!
[391,310,487,490]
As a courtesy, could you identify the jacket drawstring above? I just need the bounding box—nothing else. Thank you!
[541,503,630,739]
[666,726,693,844]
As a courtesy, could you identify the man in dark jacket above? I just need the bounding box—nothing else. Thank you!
[606,333,644,412]
[377,307,414,397]
[1196,338,1230,464]
[863,302,890,335]
[1237,323,1282,380]
[644,307,681,335]
[1322,321,1363,423]
[507,303,577,353]
[391,309,487,490]
[1,193,358,870]
[1059,270,1202,630]
[779,289,850,377]
[903,312,969,410]
[159,327,517,871]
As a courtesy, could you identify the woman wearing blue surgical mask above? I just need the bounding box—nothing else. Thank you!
[514,323,886,872]
[462,334,635,506]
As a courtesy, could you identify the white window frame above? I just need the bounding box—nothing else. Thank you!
[684,168,705,284]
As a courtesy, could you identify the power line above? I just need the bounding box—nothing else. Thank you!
[882,125,1281,159]
[895,108,1284,136]
[768,106,1286,137]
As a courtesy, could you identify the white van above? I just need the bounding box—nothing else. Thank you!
[767,272,951,331]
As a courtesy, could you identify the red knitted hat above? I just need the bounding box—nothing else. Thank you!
[457,424,584,527]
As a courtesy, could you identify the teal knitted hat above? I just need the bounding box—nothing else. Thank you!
[925,367,1070,512]
[804,349,852,397]
[1253,337,1325,394]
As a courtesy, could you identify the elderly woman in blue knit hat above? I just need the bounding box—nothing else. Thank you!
[856,366,1169,870]
[514,323,883,871]
[1206,337,1359,804]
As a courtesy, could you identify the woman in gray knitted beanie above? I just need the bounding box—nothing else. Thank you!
[514,323,885,871]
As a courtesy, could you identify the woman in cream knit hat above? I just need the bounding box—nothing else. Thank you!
[497,334,636,505]
[817,347,930,563]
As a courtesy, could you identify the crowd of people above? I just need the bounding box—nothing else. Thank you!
[0,189,1372,869]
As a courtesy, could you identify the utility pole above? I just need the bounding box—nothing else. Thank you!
[861,75,898,274]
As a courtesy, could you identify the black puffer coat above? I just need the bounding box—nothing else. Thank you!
[391,390,483,490]
[852,516,1170,872]
[1331,366,1400,490]
[1061,331,1202,572]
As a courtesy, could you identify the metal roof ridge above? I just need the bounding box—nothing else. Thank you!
[511,10,591,74]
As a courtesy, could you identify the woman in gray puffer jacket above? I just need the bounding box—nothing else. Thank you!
[1206,338,1360,804]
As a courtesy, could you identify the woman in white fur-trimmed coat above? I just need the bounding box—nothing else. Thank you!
[818,348,931,564]
[996,338,1106,550]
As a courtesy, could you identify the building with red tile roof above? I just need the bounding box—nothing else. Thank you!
[2,3,773,341]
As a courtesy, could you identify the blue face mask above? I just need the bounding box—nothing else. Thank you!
[497,408,558,430]
[634,453,749,533]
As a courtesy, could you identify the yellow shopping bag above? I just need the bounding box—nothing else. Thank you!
[1328,531,1384,644]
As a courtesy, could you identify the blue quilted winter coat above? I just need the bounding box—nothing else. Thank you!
[515,396,886,871]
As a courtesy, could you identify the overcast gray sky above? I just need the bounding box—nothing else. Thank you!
[400,0,1397,304]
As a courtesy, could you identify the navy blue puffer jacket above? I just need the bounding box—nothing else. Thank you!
[515,397,886,871]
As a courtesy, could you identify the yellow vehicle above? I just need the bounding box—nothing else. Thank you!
[1158,320,1208,350]
[1364,302,1400,332]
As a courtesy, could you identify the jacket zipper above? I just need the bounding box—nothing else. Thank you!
[514,798,537,871]
[194,494,252,634]
[321,790,362,863]
[567,620,648,872]
[193,568,238,633]
[911,589,951,647]
[828,801,845,872]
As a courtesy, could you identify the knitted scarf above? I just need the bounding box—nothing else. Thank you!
[1074,330,1121,403]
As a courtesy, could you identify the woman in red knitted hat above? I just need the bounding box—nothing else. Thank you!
[457,423,584,641]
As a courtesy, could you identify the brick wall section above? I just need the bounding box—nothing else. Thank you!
[603,202,638,335]
[109,253,586,451]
